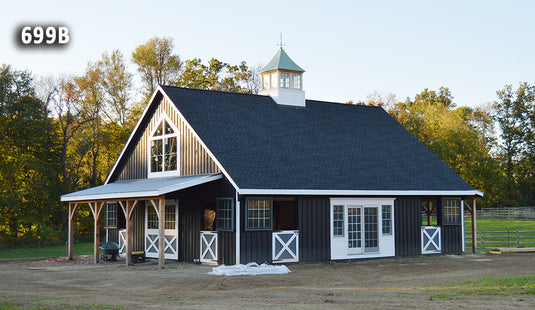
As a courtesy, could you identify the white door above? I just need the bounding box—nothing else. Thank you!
[347,206,379,254]
[347,206,362,254]
[145,200,179,260]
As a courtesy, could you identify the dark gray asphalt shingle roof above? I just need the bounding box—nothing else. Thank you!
[162,86,475,192]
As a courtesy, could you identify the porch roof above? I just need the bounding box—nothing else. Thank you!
[60,173,222,202]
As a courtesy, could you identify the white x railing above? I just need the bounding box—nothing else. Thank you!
[421,226,441,254]
[118,229,126,256]
[272,230,299,263]
[200,231,218,264]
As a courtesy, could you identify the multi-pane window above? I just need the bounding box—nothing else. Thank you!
[382,205,392,235]
[348,207,361,249]
[216,198,234,231]
[262,74,270,90]
[280,72,290,88]
[150,117,178,175]
[443,198,461,224]
[292,74,301,89]
[147,207,158,229]
[364,208,378,252]
[165,206,176,229]
[246,198,272,230]
[333,205,344,237]
[105,202,117,228]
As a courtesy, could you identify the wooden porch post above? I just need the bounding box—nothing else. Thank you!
[119,200,138,266]
[472,197,477,253]
[89,202,105,264]
[67,203,78,260]
[427,200,433,226]
[158,195,166,269]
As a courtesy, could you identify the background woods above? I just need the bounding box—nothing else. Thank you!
[1,36,534,246]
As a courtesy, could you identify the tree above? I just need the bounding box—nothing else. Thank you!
[365,90,397,108]
[100,50,133,126]
[176,57,259,93]
[494,83,535,205]
[389,87,504,207]
[0,65,62,243]
[131,37,182,101]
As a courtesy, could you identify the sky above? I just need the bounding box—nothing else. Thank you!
[2,0,535,108]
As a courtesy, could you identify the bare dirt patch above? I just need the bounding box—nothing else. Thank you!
[1,253,534,309]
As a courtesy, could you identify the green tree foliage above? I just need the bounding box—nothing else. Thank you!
[131,36,182,101]
[176,58,256,93]
[389,87,505,207]
[494,83,535,205]
[0,65,62,244]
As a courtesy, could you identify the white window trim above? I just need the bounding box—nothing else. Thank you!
[148,113,180,178]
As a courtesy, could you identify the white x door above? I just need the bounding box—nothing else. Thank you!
[145,200,179,260]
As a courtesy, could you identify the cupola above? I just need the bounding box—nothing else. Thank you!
[259,48,305,107]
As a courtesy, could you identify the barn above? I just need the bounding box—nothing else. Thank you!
[61,48,482,268]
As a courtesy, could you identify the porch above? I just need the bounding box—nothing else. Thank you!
[61,173,223,269]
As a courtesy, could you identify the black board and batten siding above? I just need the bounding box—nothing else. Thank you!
[394,197,422,256]
[167,178,236,264]
[111,96,220,182]
[239,196,331,264]
[298,197,330,262]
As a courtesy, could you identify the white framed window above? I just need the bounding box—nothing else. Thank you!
[443,198,461,224]
[270,72,278,89]
[333,205,344,237]
[262,74,270,90]
[292,74,301,89]
[105,202,117,228]
[382,205,392,235]
[246,197,272,231]
[280,72,290,88]
[216,198,234,231]
[148,113,179,178]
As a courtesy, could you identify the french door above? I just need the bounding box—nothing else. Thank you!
[145,200,179,260]
[347,206,379,254]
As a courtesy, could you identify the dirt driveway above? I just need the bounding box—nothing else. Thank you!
[1,253,534,309]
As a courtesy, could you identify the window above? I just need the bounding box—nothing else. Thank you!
[216,198,234,231]
[382,205,392,235]
[292,74,301,89]
[147,206,158,229]
[150,115,178,177]
[280,72,290,88]
[333,205,344,237]
[271,73,278,88]
[443,198,461,224]
[164,206,176,229]
[246,198,272,230]
[105,202,117,228]
[364,207,379,252]
[262,74,270,90]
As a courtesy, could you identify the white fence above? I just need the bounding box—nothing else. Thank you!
[475,207,535,220]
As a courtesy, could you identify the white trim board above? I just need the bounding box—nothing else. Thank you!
[239,189,484,197]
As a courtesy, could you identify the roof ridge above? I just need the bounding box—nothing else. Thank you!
[160,85,271,99]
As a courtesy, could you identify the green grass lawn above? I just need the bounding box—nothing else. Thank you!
[465,218,535,251]
[0,242,93,260]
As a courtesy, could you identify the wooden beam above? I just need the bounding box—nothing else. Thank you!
[158,195,166,269]
[119,200,139,267]
[67,203,78,260]
[472,197,477,253]
[90,201,106,264]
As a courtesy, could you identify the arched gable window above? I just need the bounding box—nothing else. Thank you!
[149,114,179,178]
